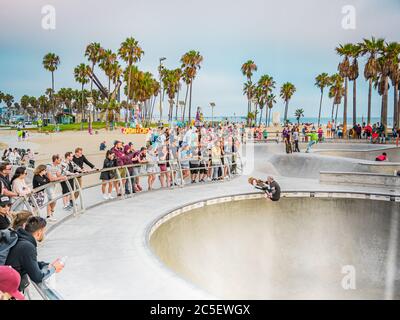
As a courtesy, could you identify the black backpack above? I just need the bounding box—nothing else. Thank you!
[0,229,18,265]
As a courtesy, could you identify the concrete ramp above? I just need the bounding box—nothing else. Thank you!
[315,147,400,163]
[150,196,400,299]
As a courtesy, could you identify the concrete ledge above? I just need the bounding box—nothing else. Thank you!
[320,171,400,187]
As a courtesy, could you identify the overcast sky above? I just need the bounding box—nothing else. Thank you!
[0,0,399,118]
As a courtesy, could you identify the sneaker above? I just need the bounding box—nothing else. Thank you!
[108,194,114,199]
[63,205,70,210]
[103,194,109,200]
[47,216,57,222]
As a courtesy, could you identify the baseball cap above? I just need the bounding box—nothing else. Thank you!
[0,196,11,206]
[0,266,25,300]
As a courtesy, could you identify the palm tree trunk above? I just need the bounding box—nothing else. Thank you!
[335,104,339,125]
[393,81,398,129]
[318,89,323,127]
[381,76,389,130]
[125,65,132,128]
[175,86,180,121]
[188,81,193,123]
[331,100,335,121]
[268,108,272,127]
[367,78,372,125]
[183,84,189,122]
[81,83,84,130]
[353,78,357,126]
[343,77,348,137]
[259,107,263,126]
[265,107,269,126]
[284,100,289,124]
[51,71,55,123]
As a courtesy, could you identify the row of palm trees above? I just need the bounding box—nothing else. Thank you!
[241,60,296,126]
[39,38,204,128]
[315,38,400,133]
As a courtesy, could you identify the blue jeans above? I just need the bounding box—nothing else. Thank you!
[306,140,316,152]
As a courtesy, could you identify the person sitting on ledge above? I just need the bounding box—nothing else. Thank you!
[99,141,106,151]
[375,152,388,162]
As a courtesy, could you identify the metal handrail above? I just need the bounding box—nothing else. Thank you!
[10,152,243,215]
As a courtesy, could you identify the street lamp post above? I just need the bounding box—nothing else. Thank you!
[210,102,216,127]
[159,57,166,124]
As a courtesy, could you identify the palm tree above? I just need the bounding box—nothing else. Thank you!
[118,37,144,126]
[359,37,384,125]
[74,64,91,127]
[266,94,276,126]
[180,50,203,123]
[387,43,400,129]
[348,44,362,126]
[161,68,180,121]
[329,74,344,122]
[85,42,104,131]
[295,108,304,125]
[376,42,400,130]
[335,43,354,135]
[243,81,255,125]
[241,60,258,125]
[315,73,331,126]
[43,53,60,122]
[280,82,296,124]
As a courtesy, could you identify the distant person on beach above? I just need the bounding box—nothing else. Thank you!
[99,141,106,151]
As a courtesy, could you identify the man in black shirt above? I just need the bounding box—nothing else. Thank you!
[0,162,18,198]
[72,147,96,171]
[72,147,97,203]
[0,196,12,230]
[6,217,64,291]
[252,176,281,201]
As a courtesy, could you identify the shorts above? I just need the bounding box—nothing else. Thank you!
[189,161,200,174]
[159,163,167,172]
[181,162,190,169]
[118,168,126,178]
[147,165,158,174]
[46,186,57,201]
[61,179,75,195]
[132,166,141,177]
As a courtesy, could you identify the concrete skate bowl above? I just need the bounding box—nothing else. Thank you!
[314,147,400,163]
[149,193,400,299]
[268,153,399,179]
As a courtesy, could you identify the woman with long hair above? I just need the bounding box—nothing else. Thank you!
[32,164,49,210]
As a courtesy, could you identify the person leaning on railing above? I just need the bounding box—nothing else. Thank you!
[32,165,50,210]
[11,167,32,211]
[0,162,18,199]
[100,150,117,200]
[5,216,64,292]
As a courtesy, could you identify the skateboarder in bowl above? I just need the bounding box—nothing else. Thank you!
[249,176,281,201]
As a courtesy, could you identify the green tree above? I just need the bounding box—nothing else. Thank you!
[315,73,331,126]
[280,82,296,124]
[43,53,60,122]
[359,37,384,125]
[241,60,258,126]
[335,43,353,135]
[180,50,203,123]
[74,63,91,126]
[118,37,144,126]
[294,108,304,125]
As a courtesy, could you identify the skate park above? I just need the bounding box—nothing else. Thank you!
[32,141,400,300]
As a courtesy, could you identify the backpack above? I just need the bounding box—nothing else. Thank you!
[0,229,18,265]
